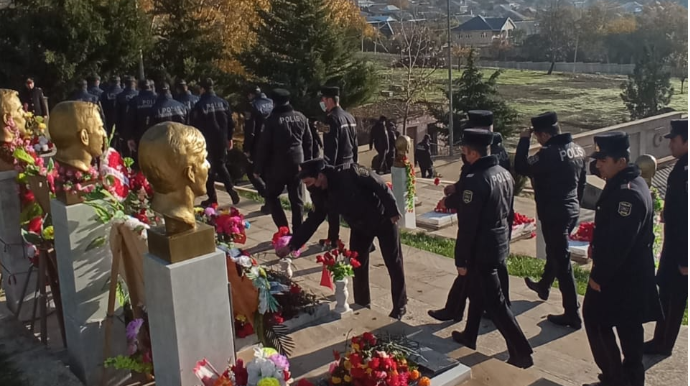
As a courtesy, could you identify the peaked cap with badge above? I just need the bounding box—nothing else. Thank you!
[590,132,630,160]
[461,128,494,148]
[665,119,688,140]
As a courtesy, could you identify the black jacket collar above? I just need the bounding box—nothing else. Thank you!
[545,133,573,146]
[273,104,294,114]
[465,155,498,173]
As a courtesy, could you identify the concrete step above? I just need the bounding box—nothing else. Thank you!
[448,347,541,386]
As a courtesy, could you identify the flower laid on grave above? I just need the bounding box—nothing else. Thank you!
[328,332,432,386]
[570,222,594,242]
[434,197,456,214]
[104,316,153,376]
[24,114,54,154]
[197,204,249,247]
[433,177,440,186]
[316,242,361,290]
[272,226,301,258]
[511,212,536,240]
[236,314,255,338]
[195,346,292,386]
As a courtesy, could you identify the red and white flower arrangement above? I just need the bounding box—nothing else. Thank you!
[569,222,594,242]
[194,346,293,386]
[316,242,362,290]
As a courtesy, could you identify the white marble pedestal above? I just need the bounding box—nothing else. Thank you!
[144,249,235,386]
[391,166,416,229]
[0,170,37,320]
[51,200,128,386]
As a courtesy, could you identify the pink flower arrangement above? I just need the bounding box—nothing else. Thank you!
[272,226,300,258]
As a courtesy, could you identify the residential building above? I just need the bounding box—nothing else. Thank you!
[452,16,516,47]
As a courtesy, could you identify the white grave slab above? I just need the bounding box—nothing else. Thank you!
[416,211,457,230]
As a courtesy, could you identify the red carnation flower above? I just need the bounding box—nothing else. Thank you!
[434,177,440,186]
[28,216,42,233]
[350,258,362,269]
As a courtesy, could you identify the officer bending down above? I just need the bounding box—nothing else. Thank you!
[276,159,408,320]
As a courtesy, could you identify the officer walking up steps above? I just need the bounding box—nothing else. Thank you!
[369,116,390,174]
[114,76,138,152]
[583,132,662,386]
[254,89,312,233]
[100,75,123,135]
[645,119,688,357]
[276,159,408,320]
[447,129,534,369]
[125,79,157,163]
[320,86,358,249]
[191,78,240,206]
[415,134,434,178]
[149,82,189,126]
[87,74,104,99]
[515,112,587,329]
[174,79,199,110]
[244,86,274,212]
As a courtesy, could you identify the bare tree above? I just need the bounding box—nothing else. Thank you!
[537,0,578,74]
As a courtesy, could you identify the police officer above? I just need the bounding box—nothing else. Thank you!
[385,120,400,172]
[87,75,104,99]
[415,134,434,178]
[19,78,49,118]
[100,75,123,135]
[447,129,533,369]
[150,82,189,126]
[174,79,199,110]
[514,112,586,329]
[320,86,358,249]
[255,89,312,232]
[369,116,389,174]
[645,119,688,357]
[276,159,408,319]
[114,76,138,149]
[492,132,511,172]
[584,132,662,386]
[70,80,100,103]
[191,78,240,206]
[244,86,274,207]
[125,79,157,161]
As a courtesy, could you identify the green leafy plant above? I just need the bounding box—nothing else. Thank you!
[104,355,152,375]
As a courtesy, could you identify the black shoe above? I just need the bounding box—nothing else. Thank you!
[428,309,462,323]
[547,313,582,330]
[451,331,476,350]
[260,205,271,214]
[643,340,672,356]
[200,199,217,207]
[524,277,549,301]
[507,355,534,369]
[389,306,406,320]
[229,189,240,205]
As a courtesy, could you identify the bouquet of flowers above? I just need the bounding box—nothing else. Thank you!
[569,222,594,242]
[194,346,292,386]
[198,205,250,247]
[104,317,153,376]
[512,212,536,240]
[328,332,431,386]
[25,114,53,154]
[316,242,361,290]
[272,226,301,258]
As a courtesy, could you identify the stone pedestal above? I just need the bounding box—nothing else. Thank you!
[0,170,37,320]
[51,200,128,386]
[391,166,416,230]
[144,249,235,386]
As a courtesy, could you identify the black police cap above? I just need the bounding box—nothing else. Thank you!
[492,132,503,145]
[590,132,630,159]
[200,78,214,89]
[461,129,494,148]
[177,79,187,86]
[321,86,340,98]
[271,88,290,105]
[467,110,493,128]
[665,119,688,139]
[531,111,558,132]
[138,79,150,90]
[297,159,327,179]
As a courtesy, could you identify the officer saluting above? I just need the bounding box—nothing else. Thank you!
[584,132,662,386]
[150,82,189,125]
[448,129,533,369]
[645,119,688,357]
[254,89,312,233]
[515,112,586,329]
[276,159,408,320]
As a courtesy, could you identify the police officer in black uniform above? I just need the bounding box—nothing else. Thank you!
[369,116,389,174]
[415,134,434,178]
[385,120,400,172]
[492,132,511,172]
[515,112,587,329]
[100,75,123,135]
[584,132,662,386]
[276,158,408,319]
[320,86,358,248]
[191,78,240,206]
[19,78,49,118]
[244,86,274,207]
[174,79,199,111]
[448,129,533,369]
[255,89,312,232]
[87,75,104,99]
[125,79,157,161]
[150,82,189,126]
[645,119,688,357]
[114,76,138,150]
[70,79,100,103]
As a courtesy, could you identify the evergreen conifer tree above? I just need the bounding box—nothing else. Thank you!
[620,46,674,120]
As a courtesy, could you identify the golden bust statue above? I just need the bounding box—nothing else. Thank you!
[0,89,27,142]
[635,154,657,187]
[139,122,209,235]
[393,134,412,168]
[49,101,107,172]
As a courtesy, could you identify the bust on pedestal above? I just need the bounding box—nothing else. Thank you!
[139,122,234,386]
[391,135,416,229]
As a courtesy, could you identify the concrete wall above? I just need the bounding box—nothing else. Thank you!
[478,60,686,78]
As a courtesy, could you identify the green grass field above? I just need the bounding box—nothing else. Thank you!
[377,67,688,134]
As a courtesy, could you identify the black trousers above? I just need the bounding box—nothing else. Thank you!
[420,164,434,178]
[652,268,688,352]
[444,262,511,318]
[584,287,645,386]
[537,218,579,315]
[246,159,267,197]
[374,150,388,173]
[206,149,235,202]
[462,266,532,358]
[350,221,407,311]
[265,172,304,232]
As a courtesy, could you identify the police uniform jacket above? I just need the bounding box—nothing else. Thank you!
[289,164,400,249]
[115,88,138,134]
[100,85,123,128]
[515,133,587,223]
[243,95,274,159]
[415,141,433,168]
[150,94,189,126]
[323,106,358,166]
[369,122,389,154]
[446,155,513,268]
[310,121,323,159]
[19,87,48,117]
[657,153,688,282]
[70,90,99,103]
[589,165,662,326]
[175,91,200,111]
[190,91,234,157]
[125,90,157,143]
[88,86,104,99]
[254,104,312,177]
[492,143,511,172]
